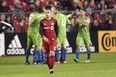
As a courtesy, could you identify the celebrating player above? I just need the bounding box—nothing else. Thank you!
[73,8,91,63]
[25,5,45,65]
[40,5,58,74]
[53,5,71,64]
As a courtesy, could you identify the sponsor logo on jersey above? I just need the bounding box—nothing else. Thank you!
[43,26,54,30]
[6,35,25,55]
[51,22,54,26]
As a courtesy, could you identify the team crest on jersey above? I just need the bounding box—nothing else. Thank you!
[50,26,54,30]
[51,22,54,26]
[44,23,46,25]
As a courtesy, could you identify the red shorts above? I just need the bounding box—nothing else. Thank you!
[43,40,57,54]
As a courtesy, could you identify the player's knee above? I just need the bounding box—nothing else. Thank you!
[62,44,66,49]
[27,45,32,49]
[86,45,90,50]
[77,45,81,49]
[35,46,42,50]
[49,51,55,57]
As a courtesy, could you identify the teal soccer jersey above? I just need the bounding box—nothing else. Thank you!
[75,16,91,47]
[27,13,45,47]
[55,13,71,46]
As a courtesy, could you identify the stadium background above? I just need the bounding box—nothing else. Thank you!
[0,0,116,56]
[0,0,116,77]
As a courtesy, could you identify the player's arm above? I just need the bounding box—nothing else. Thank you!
[29,14,36,26]
[65,14,71,25]
[74,18,82,27]
[54,21,58,38]
[40,21,49,42]
[66,14,71,18]
[55,16,60,26]
[29,13,39,26]
[77,17,90,26]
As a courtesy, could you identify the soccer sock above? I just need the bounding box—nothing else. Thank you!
[76,49,80,59]
[60,49,64,62]
[62,48,67,61]
[55,48,59,62]
[42,50,46,63]
[47,56,55,70]
[33,49,39,62]
[38,50,43,64]
[87,50,91,59]
[25,49,30,62]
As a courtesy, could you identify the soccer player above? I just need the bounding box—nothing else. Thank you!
[40,5,58,74]
[53,5,71,64]
[73,9,91,63]
[25,5,45,64]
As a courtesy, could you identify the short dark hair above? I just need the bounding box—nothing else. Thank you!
[80,8,86,11]
[37,5,43,13]
[45,5,52,10]
[54,5,61,11]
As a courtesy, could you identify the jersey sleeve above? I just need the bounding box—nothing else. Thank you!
[86,17,90,24]
[40,20,43,36]
[29,13,37,26]
[55,15,60,26]
[75,18,80,27]
[54,20,58,38]
[66,16,71,25]
[66,14,71,18]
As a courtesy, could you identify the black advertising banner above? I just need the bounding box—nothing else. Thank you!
[4,32,97,56]
[5,33,27,55]
[67,31,97,53]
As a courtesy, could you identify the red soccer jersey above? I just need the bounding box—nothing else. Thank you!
[40,18,58,41]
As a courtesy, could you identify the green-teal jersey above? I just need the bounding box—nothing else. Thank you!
[75,16,90,37]
[28,12,45,35]
[55,13,71,37]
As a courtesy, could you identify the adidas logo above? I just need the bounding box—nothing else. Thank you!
[6,35,25,55]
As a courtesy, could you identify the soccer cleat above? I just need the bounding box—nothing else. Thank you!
[25,61,30,65]
[63,61,66,64]
[85,59,90,63]
[33,62,38,65]
[74,58,79,63]
[49,69,54,74]
[55,61,60,64]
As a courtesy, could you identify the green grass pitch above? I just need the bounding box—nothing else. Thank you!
[0,52,116,77]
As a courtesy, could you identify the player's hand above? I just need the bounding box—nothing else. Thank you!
[77,19,80,23]
[43,36,49,43]
[56,38,59,43]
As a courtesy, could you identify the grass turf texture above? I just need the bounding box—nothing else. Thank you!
[0,52,116,77]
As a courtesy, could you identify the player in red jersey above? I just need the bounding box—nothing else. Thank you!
[40,5,58,74]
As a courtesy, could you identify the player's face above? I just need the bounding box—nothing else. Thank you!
[80,10,85,16]
[45,9,52,19]
[54,8,58,14]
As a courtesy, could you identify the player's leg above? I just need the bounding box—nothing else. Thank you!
[25,34,32,64]
[61,37,67,64]
[84,37,91,62]
[35,37,43,64]
[43,42,53,73]
[55,38,61,63]
[32,34,40,64]
[55,46,60,64]
[74,36,83,63]
[47,41,56,74]
[60,37,67,63]
[41,47,46,64]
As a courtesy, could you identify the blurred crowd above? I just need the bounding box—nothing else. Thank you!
[0,0,116,33]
